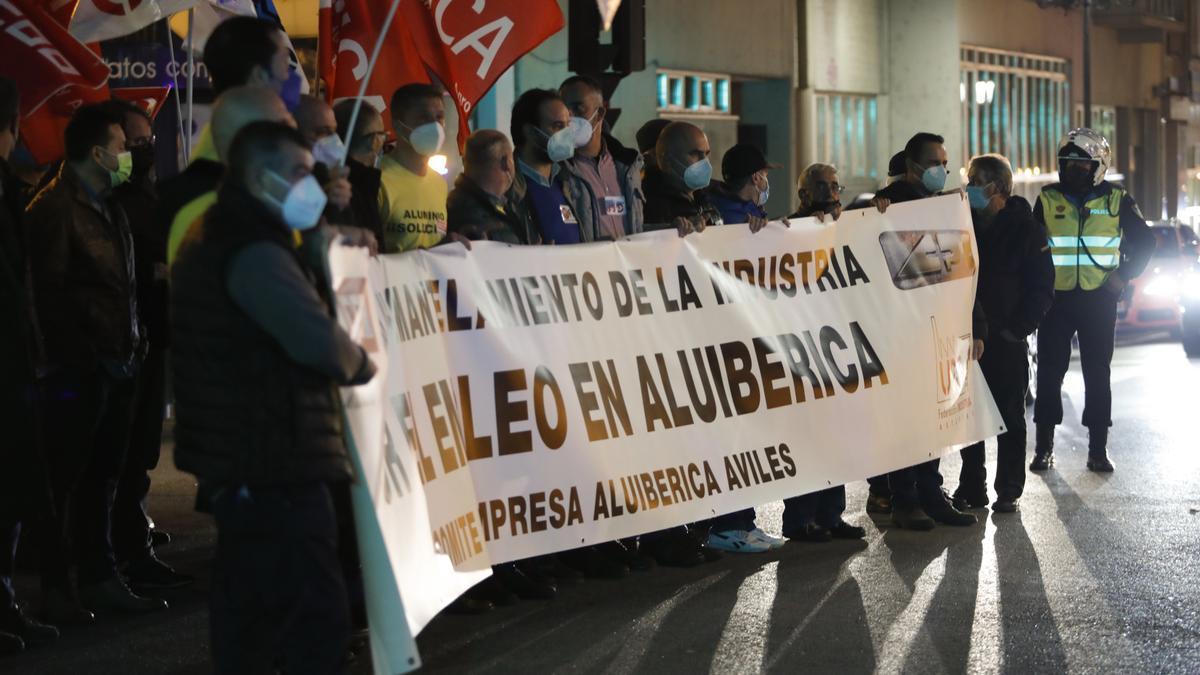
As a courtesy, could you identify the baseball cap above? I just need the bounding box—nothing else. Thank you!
[636,118,672,154]
[721,143,781,183]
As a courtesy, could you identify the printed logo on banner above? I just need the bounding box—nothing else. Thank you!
[878,230,977,290]
[932,315,979,433]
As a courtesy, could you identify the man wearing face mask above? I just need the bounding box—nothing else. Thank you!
[333,98,387,246]
[294,95,354,222]
[707,143,777,234]
[856,132,980,531]
[510,88,583,245]
[99,99,193,592]
[643,122,723,237]
[791,162,845,221]
[447,130,536,244]
[379,84,450,253]
[1031,129,1154,473]
[171,121,376,672]
[559,75,644,240]
[25,104,166,616]
[192,17,301,163]
[952,155,1054,513]
[636,119,672,172]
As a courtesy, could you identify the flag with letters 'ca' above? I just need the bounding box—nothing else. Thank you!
[402,0,564,146]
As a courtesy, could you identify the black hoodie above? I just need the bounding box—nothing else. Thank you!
[974,195,1056,339]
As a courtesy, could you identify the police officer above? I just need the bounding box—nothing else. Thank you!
[1032,128,1154,473]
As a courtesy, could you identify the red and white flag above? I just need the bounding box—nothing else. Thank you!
[326,0,429,130]
[400,0,564,145]
[69,0,162,43]
[112,85,173,119]
[1,0,110,163]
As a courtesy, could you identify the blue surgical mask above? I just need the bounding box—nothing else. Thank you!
[966,184,990,210]
[921,164,948,193]
[280,69,304,112]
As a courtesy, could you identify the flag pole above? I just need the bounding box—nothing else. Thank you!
[186,8,195,161]
[165,21,189,164]
[336,0,404,166]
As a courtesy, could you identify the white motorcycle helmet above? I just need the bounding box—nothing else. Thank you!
[1057,128,1111,186]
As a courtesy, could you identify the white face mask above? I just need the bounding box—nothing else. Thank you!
[311,133,347,168]
[569,112,597,147]
[264,171,327,231]
[681,157,713,191]
[400,120,445,157]
[535,125,578,163]
[758,176,771,206]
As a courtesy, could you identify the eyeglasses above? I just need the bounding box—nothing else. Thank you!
[127,136,155,150]
[814,181,846,194]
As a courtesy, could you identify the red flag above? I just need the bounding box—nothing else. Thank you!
[400,0,564,146]
[0,0,110,164]
[111,85,173,120]
[328,0,430,134]
[317,0,333,98]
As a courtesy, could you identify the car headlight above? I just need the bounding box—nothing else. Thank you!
[1143,276,1181,297]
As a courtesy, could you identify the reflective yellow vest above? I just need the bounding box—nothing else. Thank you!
[1038,187,1123,291]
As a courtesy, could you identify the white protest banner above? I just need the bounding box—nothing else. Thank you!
[329,194,1004,637]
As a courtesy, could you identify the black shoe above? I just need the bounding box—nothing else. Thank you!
[0,631,23,656]
[925,500,978,526]
[40,587,95,626]
[1087,452,1115,472]
[0,607,59,647]
[992,498,1020,513]
[1032,424,1055,471]
[699,545,724,563]
[125,555,194,591]
[785,523,833,543]
[891,506,936,531]
[78,578,169,614]
[596,540,655,572]
[1030,451,1054,471]
[828,520,867,539]
[149,530,172,549]
[560,547,629,579]
[951,489,989,511]
[494,564,556,601]
[866,492,893,515]
[531,554,585,585]
[642,533,706,568]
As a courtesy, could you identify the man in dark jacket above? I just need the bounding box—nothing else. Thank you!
[0,76,61,655]
[25,103,166,617]
[707,143,777,231]
[101,99,192,592]
[953,154,1054,513]
[856,132,979,531]
[447,130,536,243]
[559,75,644,240]
[643,122,722,235]
[171,121,375,672]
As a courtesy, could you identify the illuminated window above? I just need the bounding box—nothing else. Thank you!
[656,69,732,114]
[814,92,879,180]
[960,45,1071,175]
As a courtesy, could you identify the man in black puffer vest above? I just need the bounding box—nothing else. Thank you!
[171,121,376,673]
[953,154,1055,514]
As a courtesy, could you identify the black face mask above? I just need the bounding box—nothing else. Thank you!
[130,144,155,178]
[1060,163,1094,194]
[813,200,840,214]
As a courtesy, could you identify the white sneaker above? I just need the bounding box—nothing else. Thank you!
[747,528,787,550]
[707,530,772,553]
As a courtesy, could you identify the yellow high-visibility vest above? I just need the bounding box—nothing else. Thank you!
[1038,186,1123,291]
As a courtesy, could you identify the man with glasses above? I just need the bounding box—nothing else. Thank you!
[791,162,845,221]
[333,99,387,246]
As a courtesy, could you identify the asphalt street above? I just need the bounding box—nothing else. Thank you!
[5,334,1200,674]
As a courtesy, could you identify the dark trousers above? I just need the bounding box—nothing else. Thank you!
[1034,287,1119,429]
[958,337,1030,500]
[39,369,136,587]
[708,508,757,533]
[888,460,944,511]
[211,482,350,675]
[866,475,890,498]
[113,346,166,563]
[782,486,846,533]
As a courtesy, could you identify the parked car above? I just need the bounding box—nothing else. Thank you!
[1117,224,1199,336]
